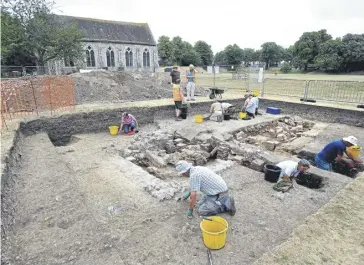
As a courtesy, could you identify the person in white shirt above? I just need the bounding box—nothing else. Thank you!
[276,159,310,182]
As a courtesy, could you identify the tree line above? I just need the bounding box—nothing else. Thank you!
[157,36,214,67]
[1,0,83,68]
[158,29,364,73]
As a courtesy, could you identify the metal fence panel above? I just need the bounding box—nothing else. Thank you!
[306,80,364,104]
[262,78,306,98]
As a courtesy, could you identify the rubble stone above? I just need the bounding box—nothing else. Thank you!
[174,138,184,144]
[165,140,176,154]
[223,133,233,141]
[251,159,265,172]
[263,141,279,151]
[230,155,244,163]
[276,127,284,134]
[236,131,246,139]
[145,150,167,168]
[200,143,213,153]
[166,153,182,165]
[277,133,287,141]
[146,166,158,174]
[126,156,136,162]
[246,136,256,144]
[176,143,187,150]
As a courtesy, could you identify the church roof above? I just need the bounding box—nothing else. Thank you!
[57,15,156,46]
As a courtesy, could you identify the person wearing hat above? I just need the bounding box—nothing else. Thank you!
[185,64,196,101]
[175,160,236,218]
[170,66,184,121]
[276,159,311,182]
[315,136,358,171]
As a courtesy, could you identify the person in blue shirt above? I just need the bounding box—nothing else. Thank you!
[243,94,256,118]
[185,64,196,101]
[315,136,358,171]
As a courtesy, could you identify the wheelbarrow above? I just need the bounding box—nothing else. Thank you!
[208,87,227,99]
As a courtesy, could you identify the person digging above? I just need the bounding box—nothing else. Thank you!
[273,159,310,192]
[315,136,358,171]
[175,160,236,218]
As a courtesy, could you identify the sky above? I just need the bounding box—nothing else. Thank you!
[54,0,364,53]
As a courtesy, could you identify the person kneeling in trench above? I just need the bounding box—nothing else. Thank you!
[175,160,236,218]
[273,159,310,192]
[119,112,138,134]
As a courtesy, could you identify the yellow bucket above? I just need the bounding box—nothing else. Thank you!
[200,216,228,250]
[108,125,119,136]
[195,115,204,124]
[239,112,247,119]
[347,145,362,160]
[253,89,260,97]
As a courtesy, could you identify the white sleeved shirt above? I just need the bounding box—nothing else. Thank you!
[276,160,299,180]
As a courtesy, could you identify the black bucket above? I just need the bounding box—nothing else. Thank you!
[180,106,188,119]
[264,164,282,182]
[224,114,231,120]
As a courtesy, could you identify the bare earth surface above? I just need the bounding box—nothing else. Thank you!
[3,119,356,265]
[254,173,364,265]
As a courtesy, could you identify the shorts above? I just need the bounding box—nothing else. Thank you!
[174,101,182,109]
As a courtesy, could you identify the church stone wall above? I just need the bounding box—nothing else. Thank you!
[53,42,159,75]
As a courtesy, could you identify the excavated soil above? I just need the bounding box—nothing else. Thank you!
[2,115,358,265]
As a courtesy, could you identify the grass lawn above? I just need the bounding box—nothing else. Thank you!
[192,73,364,103]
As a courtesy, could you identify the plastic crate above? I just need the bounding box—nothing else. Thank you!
[266,107,281,115]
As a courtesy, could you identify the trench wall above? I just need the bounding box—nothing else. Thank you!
[18,98,364,146]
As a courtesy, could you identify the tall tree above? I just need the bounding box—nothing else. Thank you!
[1,10,34,65]
[341,34,364,72]
[242,48,255,65]
[1,0,83,68]
[260,42,281,69]
[223,44,243,65]
[214,51,226,65]
[171,36,185,65]
[158,35,175,66]
[293,29,332,71]
[282,45,294,64]
[314,38,344,72]
[251,49,261,62]
[181,42,201,66]
[194,40,213,66]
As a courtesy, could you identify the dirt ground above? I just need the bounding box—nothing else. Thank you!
[254,173,364,265]
[3,116,359,265]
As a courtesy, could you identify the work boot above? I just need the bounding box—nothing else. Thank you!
[228,196,236,216]
[175,117,182,121]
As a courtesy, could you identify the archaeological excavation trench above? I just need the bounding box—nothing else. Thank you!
[1,101,364,265]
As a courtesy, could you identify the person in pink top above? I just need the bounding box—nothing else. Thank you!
[119,112,138,134]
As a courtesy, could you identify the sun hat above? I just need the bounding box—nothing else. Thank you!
[343,136,358,146]
[175,160,193,173]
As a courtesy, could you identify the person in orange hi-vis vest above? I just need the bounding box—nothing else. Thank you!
[170,66,185,121]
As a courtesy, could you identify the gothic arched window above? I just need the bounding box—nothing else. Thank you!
[106,47,115,67]
[143,48,150,67]
[86,46,95,67]
[125,47,133,67]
